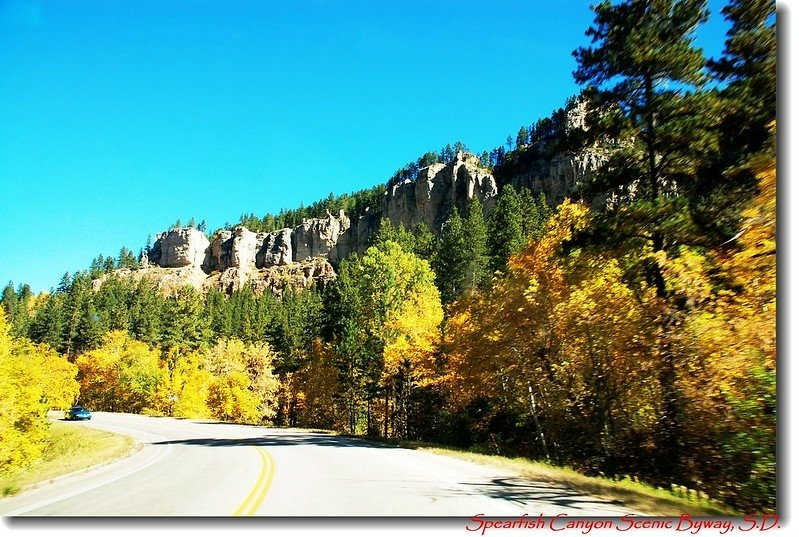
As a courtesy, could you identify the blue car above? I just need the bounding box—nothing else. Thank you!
[66,406,92,420]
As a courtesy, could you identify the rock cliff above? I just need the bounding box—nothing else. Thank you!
[382,152,497,233]
[124,119,602,296]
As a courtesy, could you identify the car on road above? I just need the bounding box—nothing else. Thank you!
[66,406,92,420]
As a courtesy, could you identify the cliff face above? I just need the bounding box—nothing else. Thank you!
[136,212,347,294]
[127,131,601,296]
[382,152,497,233]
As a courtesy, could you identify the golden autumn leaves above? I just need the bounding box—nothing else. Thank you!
[74,333,281,424]
[441,160,775,509]
[0,312,79,472]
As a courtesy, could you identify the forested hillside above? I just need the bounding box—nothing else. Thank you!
[1,0,775,512]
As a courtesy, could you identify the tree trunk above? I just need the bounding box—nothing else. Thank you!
[527,382,550,462]
[644,73,658,199]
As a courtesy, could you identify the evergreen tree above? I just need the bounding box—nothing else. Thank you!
[370,218,416,252]
[10,284,33,337]
[573,0,716,483]
[412,223,435,261]
[162,286,209,351]
[709,0,775,162]
[462,197,491,291]
[488,185,526,273]
[230,287,258,343]
[29,294,66,352]
[204,288,233,341]
[95,275,131,332]
[516,126,529,148]
[117,247,139,270]
[128,280,162,346]
[433,208,467,305]
[519,188,552,241]
[573,0,714,201]
[1,282,17,319]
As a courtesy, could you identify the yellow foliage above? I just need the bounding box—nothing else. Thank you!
[444,200,659,442]
[0,311,79,473]
[293,339,340,429]
[382,274,444,386]
[75,331,163,413]
[355,241,445,387]
[207,371,261,423]
[204,338,280,423]
[685,159,776,394]
[148,350,214,418]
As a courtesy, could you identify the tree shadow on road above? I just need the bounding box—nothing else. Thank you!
[150,434,399,449]
[453,476,628,512]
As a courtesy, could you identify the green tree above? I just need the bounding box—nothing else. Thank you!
[516,125,529,148]
[412,222,435,261]
[128,279,163,346]
[709,0,775,162]
[519,188,552,241]
[370,218,416,252]
[573,0,716,482]
[161,286,209,351]
[28,294,66,352]
[204,288,233,340]
[573,0,714,201]
[1,282,18,320]
[462,197,491,291]
[432,208,467,305]
[334,242,443,437]
[488,185,526,273]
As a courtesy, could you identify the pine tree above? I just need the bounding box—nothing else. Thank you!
[433,208,467,305]
[488,185,526,273]
[572,0,716,483]
[710,0,775,161]
[573,0,714,201]
[462,197,490,291]
[1,282,17,319]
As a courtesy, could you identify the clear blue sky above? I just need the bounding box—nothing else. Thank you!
[1,0,732,293]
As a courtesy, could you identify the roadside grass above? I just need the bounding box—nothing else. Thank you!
[345,435,736,517]
[0,421,135,497]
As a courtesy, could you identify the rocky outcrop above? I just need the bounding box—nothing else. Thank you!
[138,215,349,296]
[207,258,337,296]
[133,125,605,298]
[382,152,497,234]
[508,148,608,210]
[293,210,350,261]
[332,210,380,263]
[257,228,293,267]
[152,228,210,268]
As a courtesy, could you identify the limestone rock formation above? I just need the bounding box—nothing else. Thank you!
[382,151,497,234]
[257,228,293,267]
[292,210,350,262]
[127,129,605,298]
[152,228,210,268]
[205,258,336,295]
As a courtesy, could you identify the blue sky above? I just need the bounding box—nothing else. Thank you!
[1,0,733,293]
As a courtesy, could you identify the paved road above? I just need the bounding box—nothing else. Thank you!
[0,412,638,516]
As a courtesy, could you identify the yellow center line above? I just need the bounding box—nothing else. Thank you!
[246,448,275,516]
[233,446,274,516]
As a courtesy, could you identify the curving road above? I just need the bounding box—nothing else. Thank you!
[0,413,638,517]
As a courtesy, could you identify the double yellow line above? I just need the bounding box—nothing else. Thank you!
[233,446,275,516]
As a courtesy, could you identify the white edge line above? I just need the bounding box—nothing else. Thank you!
[3,424,173,516]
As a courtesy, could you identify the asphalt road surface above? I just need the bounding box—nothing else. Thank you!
[0,412,639,517]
